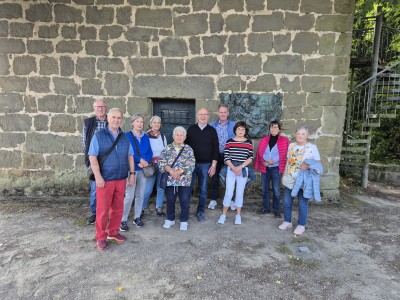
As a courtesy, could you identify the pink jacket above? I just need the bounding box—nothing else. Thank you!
[254,135,290,174]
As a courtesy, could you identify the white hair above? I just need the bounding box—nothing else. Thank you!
[296,125,309,135]
[173,126,187,137]
[149,115,161,126]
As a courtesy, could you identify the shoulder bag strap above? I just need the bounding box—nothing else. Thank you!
[170,146,185,168]
[98,133,122,167]
[130,132,141,157]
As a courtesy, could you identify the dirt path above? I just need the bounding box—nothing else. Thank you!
[0,182,399,299]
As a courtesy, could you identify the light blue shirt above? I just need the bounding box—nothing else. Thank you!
[88,128,134,157]
[263,145,279,168]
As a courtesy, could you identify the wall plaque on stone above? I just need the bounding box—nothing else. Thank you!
[220,92,282,138]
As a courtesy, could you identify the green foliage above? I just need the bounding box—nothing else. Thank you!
[370,115,400,164]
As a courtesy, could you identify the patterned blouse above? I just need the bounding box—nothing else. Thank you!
[158,143,195,187]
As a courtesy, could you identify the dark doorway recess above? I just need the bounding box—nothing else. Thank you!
[152,99,196,143]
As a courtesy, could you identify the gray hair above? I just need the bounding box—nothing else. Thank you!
[149,115,161,126]
[93,98,106,107]
[295,125,309,135]
[218,103,229,111]
[108,107,123,117]
[130,113,144,123]
[173,126,187,137]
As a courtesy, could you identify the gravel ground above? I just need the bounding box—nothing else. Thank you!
[0,181,399,300]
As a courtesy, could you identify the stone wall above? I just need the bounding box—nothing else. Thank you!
[368,163,400,186]
[0,0,355,198]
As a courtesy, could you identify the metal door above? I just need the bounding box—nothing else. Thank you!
[153,99,196,143]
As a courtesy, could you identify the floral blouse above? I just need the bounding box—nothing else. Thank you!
[158,143,195,187]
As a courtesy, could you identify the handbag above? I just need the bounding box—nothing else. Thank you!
[87,133,122,181]
[159,146,185,189]
[130,132,156,178]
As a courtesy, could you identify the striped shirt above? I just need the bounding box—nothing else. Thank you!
[224,138,254,164]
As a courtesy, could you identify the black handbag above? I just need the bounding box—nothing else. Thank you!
[130,132,156,178]
[87,133,122,181]
[159,146,185,189]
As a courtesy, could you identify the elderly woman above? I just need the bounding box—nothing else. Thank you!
[279,126,321,235]
[120,113,153,231]
[158,126,195,231]
[254,120,289,218]
[217,121,253,225]
[142,116,168,216]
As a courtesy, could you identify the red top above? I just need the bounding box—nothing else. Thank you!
[254,135,290,174]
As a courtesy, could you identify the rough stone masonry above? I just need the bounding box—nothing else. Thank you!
[0,0,355,199]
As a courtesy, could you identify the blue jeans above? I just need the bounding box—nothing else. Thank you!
[261,167,281,212]
[90,180,96,215]
[210,153,224,201]
[165,186,191,222]
[142,164,165,209]
[283,187,308,226]
[190,162,210,214]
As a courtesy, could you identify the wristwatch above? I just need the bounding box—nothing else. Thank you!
[129,171,136,175]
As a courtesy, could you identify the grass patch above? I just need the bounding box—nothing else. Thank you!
[291,236,313,244]
[288,255,320,270]
[73,218,87,227]
[277,244,291,254]
[185,239,195,246]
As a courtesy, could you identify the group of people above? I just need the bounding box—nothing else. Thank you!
[83,99,323,251]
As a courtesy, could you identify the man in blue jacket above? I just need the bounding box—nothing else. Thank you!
[209,104,236,210]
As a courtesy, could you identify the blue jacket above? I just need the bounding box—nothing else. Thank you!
[96,129,130,181]
[291,159,323,202]
[219,163,257,187]
[210,119,236,139]
[127,131,153,171]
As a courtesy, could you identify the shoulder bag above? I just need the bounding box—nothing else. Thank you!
[159,146,185,189]
[130,132,156,177]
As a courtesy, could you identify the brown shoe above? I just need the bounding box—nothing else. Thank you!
[97,240,108,251]
[107,233,126,243]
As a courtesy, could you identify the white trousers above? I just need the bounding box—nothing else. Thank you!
[222,167,247,208]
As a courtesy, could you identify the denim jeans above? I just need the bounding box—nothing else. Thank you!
[190,162,211,214]
[210,153,224,201]
[165,186,191,222]
[142,164,165,209]
[122,171,147,221]
[261,167,281,212]
[283,187,308,226]
[90,180,96,215]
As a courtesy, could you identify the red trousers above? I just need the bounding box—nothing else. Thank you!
[95,179,126,241]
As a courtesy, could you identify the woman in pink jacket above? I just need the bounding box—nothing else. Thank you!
[254,121,289,218]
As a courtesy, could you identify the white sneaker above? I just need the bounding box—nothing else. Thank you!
[208,200,217,209]
[163,220,175,229]
[294,225,305,235]
[217,214,226,224]
[230,201,236,211]
[180,222,188,231]
[279,221,293,230]
[234,215,242,225]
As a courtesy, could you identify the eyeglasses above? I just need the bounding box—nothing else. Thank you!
[94,106,107,109]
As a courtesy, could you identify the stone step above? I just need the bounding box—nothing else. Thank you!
[341,154,367,160]
[340,160,365,167]
[346,139,369,144]
[342,146,367,152]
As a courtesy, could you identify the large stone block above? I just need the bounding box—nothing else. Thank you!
[64,136,82,154]
[127,97,151,116]
[130,58,164,74]
[97,0,124,4]
[34,115,49,131]
[0,21,7,38]
[236,54,262,75]
[0,93,23,113]
[0,38,25,54]
[13,56,36,75]
[225,15,250,33]
[228,35,246,53]
[248,33,273,53]
[165,59,184,75]
[105,74,130,96]
[60,56,74,76]
[305,56,350,75]
[40,57,59,75]
[253,13,284,31]
[174,14,208,36]
[86,6,114,25]
[267,0,299,10]
[0,132,25,148]
[0,55,10,75]
[280,76,301,92]
[53,77,80,95]
[132,76,215,99]
[99,25,123,40]
[246,0,265,11]
[38,95,67,113]
[321,106,346,135]
[0,151,21,168]
[74,97,96,114]
[27,40,54,54]
[0,3,23,19]
[24,95,37,113]
[38,25,59,38]
[203,35,227,55]
[301,0,332,13]
[26,133,64,153]
[125,27,158,42]
[189,36,200,55]
[247,74,277,91]
[302,106,323,119]
[116,6,132,25]
[78,26,96,40]
[307,92,346,106]
[283,92,306,107]
[160,37,188,57]
[10,22,34,38]
[136,8,172,28]
[319,33,336,55]
[0,76,27,92]
[76,57,95,78]
[333,75,348,92]
[315,136,342,158]
[282,106,304,120]
[85,41,109,56]
[140,42,149,56]
[193,0,216,11]
[50,114,77,133]
[55,4,84,23]
[82,79,103,95]
[264,55,304,74]
[285,12,315,30]
[302,76,332,92]
[217,76,245,91]
[26,4,53,22]
[316,15,354,32]
[128,0,151,4]
[210,13,223,33]
[217,0,244,12]
[166,0,190,4]
[46,154,74,171]
[273,33,291,53]
[22,153,45,170]
[223,55,237,75]
[111,41,138,57]
[97,57,124,72]
[335,33,352,56]
[334,0,355,14]
[186,57,222,75]
[56,41,83,53]
[0,114,32,132]
[292,32,319,54]
[62,26,77,39]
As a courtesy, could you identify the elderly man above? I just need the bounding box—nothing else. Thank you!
[88,108,135,251]
[185,108,219,221]
[82,99,108,225]
[209,104,236,210]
